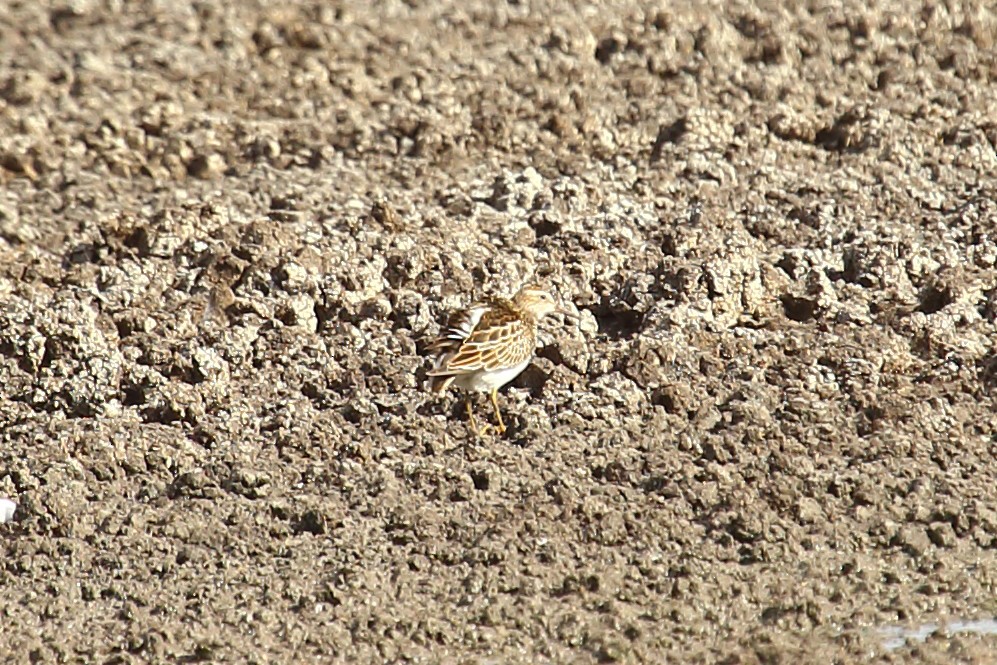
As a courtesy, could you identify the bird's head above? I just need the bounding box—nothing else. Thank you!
[513,284,559,319]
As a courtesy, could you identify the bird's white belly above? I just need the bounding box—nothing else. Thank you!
[452,359,531,392]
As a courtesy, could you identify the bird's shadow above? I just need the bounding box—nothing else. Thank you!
[418,390,534,451]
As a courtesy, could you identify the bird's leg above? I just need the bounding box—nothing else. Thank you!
[466,397,491,436]
[465,398,479,433]
[490,388,506,434]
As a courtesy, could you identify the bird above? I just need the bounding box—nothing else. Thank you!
[425,284,559,435]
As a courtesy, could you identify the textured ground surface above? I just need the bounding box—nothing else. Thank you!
[2,0,997,662]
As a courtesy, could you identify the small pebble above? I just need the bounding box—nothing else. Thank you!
[0,498,16,523]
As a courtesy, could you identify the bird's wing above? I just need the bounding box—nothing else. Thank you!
[424,303,490,353]
[427,300,531,374]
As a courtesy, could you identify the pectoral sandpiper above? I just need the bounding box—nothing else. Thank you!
[426,284,558,435]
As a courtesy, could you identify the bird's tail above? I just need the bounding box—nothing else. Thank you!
[424,333,462,393]
[426,373,456,393]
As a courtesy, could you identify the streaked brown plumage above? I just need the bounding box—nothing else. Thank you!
[426,284,558,435]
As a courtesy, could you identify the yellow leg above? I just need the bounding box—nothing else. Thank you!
[466,398,491,436]
[490,388,506,434]
[466,398,478,434]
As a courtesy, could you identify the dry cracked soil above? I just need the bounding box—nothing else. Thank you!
[2,0,997,663]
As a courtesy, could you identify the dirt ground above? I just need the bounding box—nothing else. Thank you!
[2,0,997,662]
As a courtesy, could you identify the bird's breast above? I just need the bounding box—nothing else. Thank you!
[452,359,532,392]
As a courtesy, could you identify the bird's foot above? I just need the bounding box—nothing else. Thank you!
[471,422,506,437]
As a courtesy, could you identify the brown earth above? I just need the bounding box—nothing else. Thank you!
[2,0,997,662]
